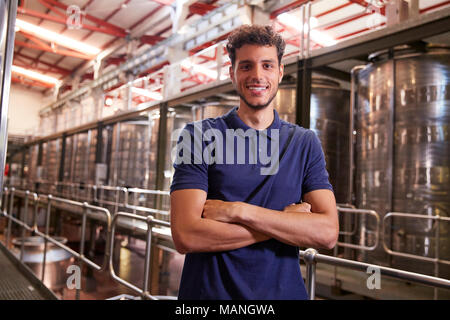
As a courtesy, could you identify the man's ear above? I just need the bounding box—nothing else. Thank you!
[229,65,234,83]
[279,63,284,84]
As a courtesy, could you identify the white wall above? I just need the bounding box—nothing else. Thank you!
[7,84,45,136]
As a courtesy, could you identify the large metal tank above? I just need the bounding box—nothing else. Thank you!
[110,117,156,189]
[192,102,236,121]
[274,78,351,204]
[12,236,72,291]
[161,103,234,211]
[355,45,450,278]
[39,140,60,194]
[71,130,97,186]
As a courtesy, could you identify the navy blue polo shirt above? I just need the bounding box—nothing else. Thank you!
[170,107,333,300]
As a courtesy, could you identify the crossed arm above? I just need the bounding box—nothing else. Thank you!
[170,188,339,254]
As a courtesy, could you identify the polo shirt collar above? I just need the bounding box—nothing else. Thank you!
[224,106,281,138]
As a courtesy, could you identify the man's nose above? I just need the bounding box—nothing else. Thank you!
[249,65,264,80]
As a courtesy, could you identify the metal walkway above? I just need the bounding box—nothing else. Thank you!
[0,242,57,300]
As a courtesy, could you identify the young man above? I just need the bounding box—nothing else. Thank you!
[170,25,338,300]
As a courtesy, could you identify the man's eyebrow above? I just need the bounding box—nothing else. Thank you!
[238,59,276,64]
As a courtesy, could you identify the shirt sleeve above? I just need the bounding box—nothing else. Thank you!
[170,122,208,194]
[302,130,334,196]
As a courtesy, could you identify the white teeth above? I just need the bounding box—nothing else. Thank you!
[248,87,266,90]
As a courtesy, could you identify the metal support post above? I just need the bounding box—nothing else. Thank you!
[296,59,312,128]
[0,0,18,200]
[143,215,153,297]
[41,194,52,282]
[6,187,14,248]
[154,103,168,210]
[303,248,318,300]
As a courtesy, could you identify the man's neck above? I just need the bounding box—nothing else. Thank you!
[236,103,274,130]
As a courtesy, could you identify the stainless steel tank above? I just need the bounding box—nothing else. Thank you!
[110,117,156,189]
[355,45,450,278]
[192,102,235,121]
[160,103,234,212]
[12,236,73,291]
[40,140,60,194]
[71,130,97,186]
[274,79,351,204]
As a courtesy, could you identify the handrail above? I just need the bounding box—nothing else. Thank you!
[336,207,380,251]
[12,180,171,217]
[93,185,128,214]
[1,187,112,300]
[337,203,357,236]
[123,187,170,218]
[382,212,450,266]
[300,248,450,300]
[3,185,450,300]
[108,211,170,300]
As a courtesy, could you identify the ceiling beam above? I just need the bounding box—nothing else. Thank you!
[270,0,310,19]
[42,0,98,82]
[189,2,218,15]
[15,39,94,60]
[11,76,55,89]
[37,0,65,18]
[13,59,64,76]
[348,0,386,15]
[13,51,71,75]
[41,0,128,35]
[140,35,166,45]
[17,7,128,37]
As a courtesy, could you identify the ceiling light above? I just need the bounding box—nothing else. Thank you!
[181,60,218,80]
[105,97,113,106]
[15,19,101,56]
[277,12,337,47]
[12,65,60,85]
[132,87,163,100]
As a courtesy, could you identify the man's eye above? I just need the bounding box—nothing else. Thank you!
[264,64,273,69]
[240,65,250,70]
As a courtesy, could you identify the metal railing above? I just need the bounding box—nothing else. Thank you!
[300,248,450,300]
[7,180,170,217]
[108,211,171,300]
[1,186,173,300]
[382,212,450,266]
[337,206,380,251]
[124,188,170,221]
[2,186,450,300]
[1,187,112,300]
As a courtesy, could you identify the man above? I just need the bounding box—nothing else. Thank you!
[170,25,338,300]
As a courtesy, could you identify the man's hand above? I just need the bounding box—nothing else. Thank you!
[283,202,311,213]
[203,199,243,223]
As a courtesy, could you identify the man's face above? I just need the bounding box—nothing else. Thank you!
[229,44,284,111]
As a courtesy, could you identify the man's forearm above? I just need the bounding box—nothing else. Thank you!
[202,190,339,249]
[235,204,337,249]
[172,217,269,254]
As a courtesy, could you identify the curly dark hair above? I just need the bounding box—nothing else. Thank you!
[226,25,286,67]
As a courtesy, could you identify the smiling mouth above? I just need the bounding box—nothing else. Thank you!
[246,84,269,93]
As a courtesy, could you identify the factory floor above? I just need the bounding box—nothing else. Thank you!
[0,241,57,300]
[0,231,179,300]
[57,245,145,300]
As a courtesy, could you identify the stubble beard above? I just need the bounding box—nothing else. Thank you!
[236,84,279,111]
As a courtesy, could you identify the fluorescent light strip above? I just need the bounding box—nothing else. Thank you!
[278,12,337,47]
[16,19,101,56]
[12,65,60,85]
[132,87,163,100]
[181,60,218,80]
